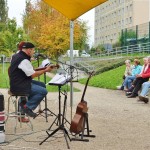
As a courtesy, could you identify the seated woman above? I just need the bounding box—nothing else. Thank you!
[123,59,142,91]
[117,59,133,90]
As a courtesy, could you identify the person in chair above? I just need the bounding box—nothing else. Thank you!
[9,42,54,118]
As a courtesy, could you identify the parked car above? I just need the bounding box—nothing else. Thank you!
[81,52,90,57]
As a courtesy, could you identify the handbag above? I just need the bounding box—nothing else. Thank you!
[0,93,4,111]
[122,75,126,80]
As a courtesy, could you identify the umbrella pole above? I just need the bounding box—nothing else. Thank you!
[70,20,74,121]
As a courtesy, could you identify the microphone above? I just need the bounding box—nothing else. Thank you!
[34,53,47,59]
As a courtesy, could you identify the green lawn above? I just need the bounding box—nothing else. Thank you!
[0,63,10,88]
[79,65,126,90]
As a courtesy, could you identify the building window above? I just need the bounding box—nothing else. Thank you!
[119,0,122,3]
[95,29,98,34]
[118,21,121,27]
[126,6,128,12]
[129,17,132,24]
[122,8,124,14]
[114,23,116,28]
[130,4,133,11]
[126,18,128,25]
[114,11,116,17]
[118,9,121,15]
[122,20,124,25]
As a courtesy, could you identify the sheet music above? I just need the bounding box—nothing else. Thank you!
[39,59,50,68]
[48,73,71,86]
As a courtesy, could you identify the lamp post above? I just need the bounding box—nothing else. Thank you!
[110,38,113,51]
[123,0,126,46]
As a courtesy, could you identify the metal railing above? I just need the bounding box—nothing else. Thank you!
[91,42,150,58]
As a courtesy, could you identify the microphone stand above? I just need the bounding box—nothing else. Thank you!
[37,55,42,113]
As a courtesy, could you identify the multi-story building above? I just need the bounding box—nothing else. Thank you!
[94,0,149,47]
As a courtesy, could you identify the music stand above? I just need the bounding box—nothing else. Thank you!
[39,73,71,149]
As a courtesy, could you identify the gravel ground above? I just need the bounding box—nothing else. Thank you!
[1,82,150,150]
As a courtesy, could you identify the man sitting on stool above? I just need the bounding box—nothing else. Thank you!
[9,42,53,118]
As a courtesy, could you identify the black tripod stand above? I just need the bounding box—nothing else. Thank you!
[35,56,57,122]
[39,85,71,149]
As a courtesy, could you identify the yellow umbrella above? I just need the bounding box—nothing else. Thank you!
[43,0,107,21]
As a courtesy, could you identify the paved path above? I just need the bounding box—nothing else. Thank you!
[1,83,150,150]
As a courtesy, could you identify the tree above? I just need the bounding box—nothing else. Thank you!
[23,0,88,58]
[23,0,33,35]
[0,1,29,56]
[0,0,8,31]
[0,19,29,55]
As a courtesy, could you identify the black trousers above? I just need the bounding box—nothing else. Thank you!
[132,77,149,95]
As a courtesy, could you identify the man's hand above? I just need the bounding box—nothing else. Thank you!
[44,66,53,72]
[136,74,142,78]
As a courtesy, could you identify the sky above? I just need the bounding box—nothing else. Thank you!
[7,0,95,47]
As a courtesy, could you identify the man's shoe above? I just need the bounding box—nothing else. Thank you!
[20,104,37,118]
[126,92,132,96]
[128,93,138,98]
[120,86,124,90]
[18,117,29,123]
[128,86,134,92]
[138,96,149,103]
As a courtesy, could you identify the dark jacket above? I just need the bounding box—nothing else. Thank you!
[10,51,32,94]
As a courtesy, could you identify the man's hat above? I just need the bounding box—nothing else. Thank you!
[22,42,35,49]
[18,41,26,50]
